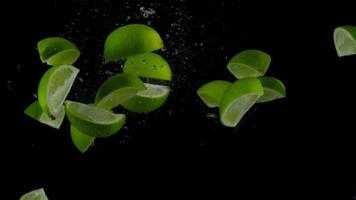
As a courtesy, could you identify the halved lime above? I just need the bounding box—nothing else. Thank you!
[121,83,170,113]
[197,80,231,108]
[257,76,286,103]
[65,100,125,137]
[95,72,146,109]
[227,49,271,79]
[104,24,164,63]
[37,37,80,66]
[124,53,172,81]
[334,25,356,57]
[24,101,65,129]
[219,78,264,127]
[70,125,95,153]
[20,188,48,200]
[38,65,79,117]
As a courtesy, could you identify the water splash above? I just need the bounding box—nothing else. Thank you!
[140,7,156,18]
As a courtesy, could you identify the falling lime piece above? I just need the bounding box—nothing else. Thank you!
[334,25,356,57]
[121,83,170,113]
[24,101,65,129]
[70,125,95,153]
[124,53,172,81]
[37,37,80,66]
[65,100,126,137]
[38,65,79,117]
[20,188,48,200]
[95,72,146,109]
[227,49,271,79]
[197,80,232,108]
[104,24,164,63]
[257,76,286,103]
[219,78,264,127]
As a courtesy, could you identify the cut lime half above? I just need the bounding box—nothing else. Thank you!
[122,83,170,113]
[219,78,264,127]
[257,76,286,103]
[334,25,356,57]
[38,65,79,117]
[65,100,125,137]
[227,49,271,79]
[197,80,231,108]
[24,101,65,129]
[20,188,48,200]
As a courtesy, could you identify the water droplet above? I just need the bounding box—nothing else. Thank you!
[126,16,131,21]
[152,65,157,70]
[16,64,23,72]
[6,80,15,90]
[142,59,147,63]
[79,77,84,82]
[161,47,166,52]
[33,93,37,98]
[206,112,217,119]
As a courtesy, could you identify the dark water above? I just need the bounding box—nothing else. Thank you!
[1,0,354,199]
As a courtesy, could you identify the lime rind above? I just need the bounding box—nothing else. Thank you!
[334,25,356,57]
[257,76,286,103]
[227,49,271,79]
[65,100,126,137]
[104,24,164,63]
[70,125,95,153]
[197,80,232,108]
[20,188,48,200]
[37,37,80,65]
[38,65,79,117]
[219,78,264,127]
[24,101,65,129]
[124,53,172,81]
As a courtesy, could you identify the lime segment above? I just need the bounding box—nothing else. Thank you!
[227,49,271,79]
[24,101,65,129]
[257,76,286,103]
[124,53,172,81]
[334,25,356,57]
[104,24,163,63]
[38,65,79,117]
[219,78,264,127]
[70,125,95,153]
[20,188,48,200]
[37,37,80,65]
[197,80,232,108]
[65,100,125,137]
[121,83,170,113]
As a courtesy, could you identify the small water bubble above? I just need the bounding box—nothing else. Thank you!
[6,80,15,90]
[147,21,152,26]
[79,77,84,82]
[126,16,131,21]
[91,140,95,147]
[200,42,204,47]
[142,59,147,63]
[140,7,156,18]
[16,64,23,72]
[33,93,37,98]
[152,65,157,70]
[206,112,217,119]
[161,47,166,52]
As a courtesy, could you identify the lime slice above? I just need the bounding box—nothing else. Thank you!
[37,37,80,66]
[227,49,271,79]
[219,78,264,127]
[197,80,232,108]
[38,65,79,117]
[20,188,48,200]
[70,125,95,153]
[124,53,172,81]
[95,72,146,109]
[334,25,356,57]
[104,24,164,63]
[121,83,170,113]
[257,76,286,103]
[65,100,126,137]
[24,101,65,129]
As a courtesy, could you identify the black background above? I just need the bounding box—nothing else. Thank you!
[1,0,354,199]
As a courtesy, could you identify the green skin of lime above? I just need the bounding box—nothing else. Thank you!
[70,125,95,153]
[104,24,164,63]
[197,80,232,108]
[257,76,286,103]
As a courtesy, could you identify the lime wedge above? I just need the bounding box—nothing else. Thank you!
[37,37,80,66]
[104,24,164,63]
[257,76,286,103]
[219,78,264,127]
[197,80,232,108]
[124,53,172,81]
[20,188,48,200]
[24,101,65,129]
[227,49,271,79]
[95,73,146,109]
[334,25,356,57]
[65,100,126,137]
[70,125,95,153]
[38,65,79,117]
[121,83,170,113]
